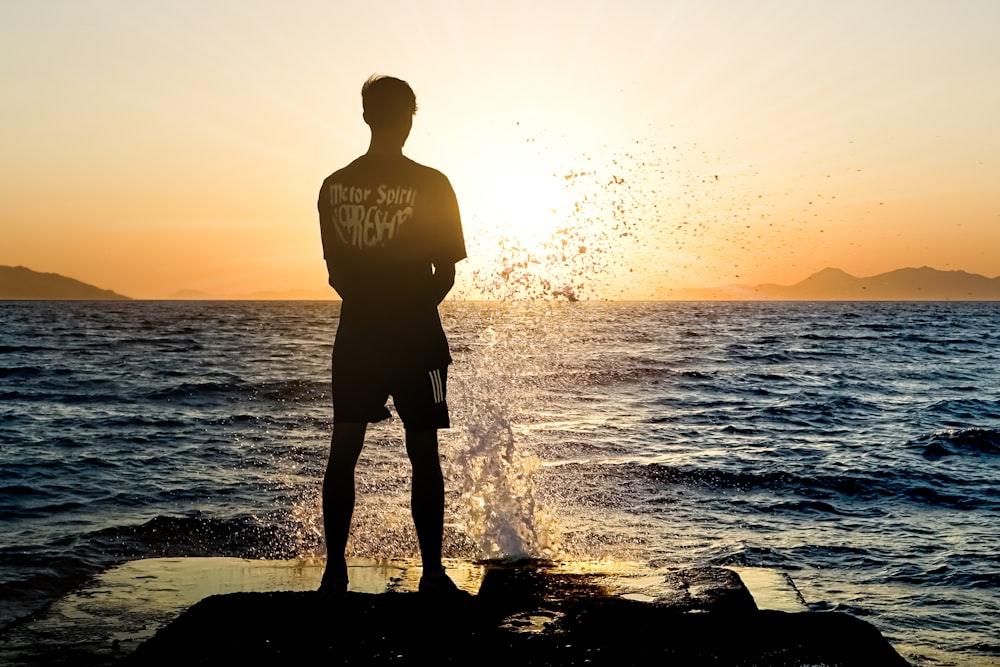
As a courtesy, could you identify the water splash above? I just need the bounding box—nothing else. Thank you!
[441,136,721,558]
[458,131,754,301]
[453,119,846,303]
[283,487,325,558]
[451,390,559,559]
[443,137,704,558]
[446,308,561,560]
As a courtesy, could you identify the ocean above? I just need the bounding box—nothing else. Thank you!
[1,300,998,665]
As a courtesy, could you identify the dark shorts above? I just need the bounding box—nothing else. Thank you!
[332,366,450,430]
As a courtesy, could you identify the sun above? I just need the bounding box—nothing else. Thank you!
[468,153,575,249]
[452,128,704,301]
[455,147,584,299]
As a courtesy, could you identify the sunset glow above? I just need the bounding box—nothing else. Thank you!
[2,1,998,299]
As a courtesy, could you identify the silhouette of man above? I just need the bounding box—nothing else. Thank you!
[317,75,466,598]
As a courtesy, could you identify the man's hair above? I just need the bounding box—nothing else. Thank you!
[362,75,417,129]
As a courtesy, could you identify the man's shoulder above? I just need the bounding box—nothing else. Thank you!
[402,156,441,173]
[322,155,446,177]
[320,155,453,195]
[322,156,366,183]
[400,157,453,184]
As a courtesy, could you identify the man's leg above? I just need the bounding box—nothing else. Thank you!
[405,428,444,575]
[321,421,367,588]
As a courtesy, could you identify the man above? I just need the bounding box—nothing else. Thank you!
[317,75,467,598]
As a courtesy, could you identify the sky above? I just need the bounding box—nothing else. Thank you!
[2,0,999,299]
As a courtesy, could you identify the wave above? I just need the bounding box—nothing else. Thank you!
[592,459,995,512]
[881,561,1000,590]
[754,499,885,517]
[925,399,1000,420]
[84,513,306,561]
[4,378,329,409]
[800,333,883,342]
[911,427,1000,458]
[0,366,45,378]
[0,344,62,354]
[0,511,317,632]
[143,378,328,404]
[0,484,52,498]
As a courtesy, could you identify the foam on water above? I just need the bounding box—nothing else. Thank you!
[448,319,560,560]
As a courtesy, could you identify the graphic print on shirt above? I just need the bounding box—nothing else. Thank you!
[328,182,418,249]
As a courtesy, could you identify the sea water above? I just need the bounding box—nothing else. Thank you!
[1,300,998,665]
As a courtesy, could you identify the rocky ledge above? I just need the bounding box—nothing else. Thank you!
[118,563,909,667]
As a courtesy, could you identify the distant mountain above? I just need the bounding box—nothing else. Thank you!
[673,267,1000,301]
[0,266,131,300]
[170,289,214,300]
[6,264,998,302]
[235,289,333,300]
[169,288,333,300]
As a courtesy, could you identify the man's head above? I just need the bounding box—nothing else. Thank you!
[362,75,417,131]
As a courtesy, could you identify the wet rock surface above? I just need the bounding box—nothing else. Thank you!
[120,564,909,666]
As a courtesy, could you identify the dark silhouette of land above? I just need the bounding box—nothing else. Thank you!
[117,564,909,667]
[673,266,1000,301]
[0,266,130,300]
[1,557,913,666]
[169,288,332,300]
[6,263,1000,302]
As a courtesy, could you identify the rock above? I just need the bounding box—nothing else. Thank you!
[119,563,909,667]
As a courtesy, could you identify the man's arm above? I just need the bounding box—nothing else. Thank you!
[425,173,464,306]
[326,258,357,301]
[428,262,456,306]
[318,179,356,301]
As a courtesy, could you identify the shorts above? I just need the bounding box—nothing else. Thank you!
[332,366,450,430]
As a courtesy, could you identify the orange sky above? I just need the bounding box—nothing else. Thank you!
[2,1,998,299]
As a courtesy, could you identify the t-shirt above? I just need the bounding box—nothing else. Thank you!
[318,153,466,372]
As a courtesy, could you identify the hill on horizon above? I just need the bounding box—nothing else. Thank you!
[0,266,131,300]
[169,288,333,300]
[4,265,1000,301]
[672,266,1000,301]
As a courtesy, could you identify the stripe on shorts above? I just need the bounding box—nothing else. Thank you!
[429,369,444,404]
